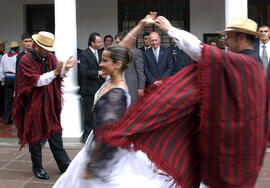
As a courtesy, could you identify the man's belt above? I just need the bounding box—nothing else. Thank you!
[5,72,15,78]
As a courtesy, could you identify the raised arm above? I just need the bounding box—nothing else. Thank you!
[120,12,156,48]
[155,16,202,62]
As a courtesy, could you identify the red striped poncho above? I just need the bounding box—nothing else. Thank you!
[96,44,269,188]
[13,50,63,150]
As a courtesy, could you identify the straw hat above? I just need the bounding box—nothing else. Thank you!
[0,40,7,45]
[32,31,55,51]
[8,41,20,48]
[217,17,260,36]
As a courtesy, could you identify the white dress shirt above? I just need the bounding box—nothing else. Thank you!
[0,53,17,82]
[36,63,68,87]
[259,41,270,63]
[89,46,99,62]
[152,46,160,56]
[167,26,202,62]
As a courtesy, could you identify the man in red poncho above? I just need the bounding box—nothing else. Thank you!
[96,15,269,188]
[13,31,76,180]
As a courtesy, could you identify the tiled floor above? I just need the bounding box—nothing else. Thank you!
[0,116,269,187]
[0,144,81,188]
[0,116,17,138]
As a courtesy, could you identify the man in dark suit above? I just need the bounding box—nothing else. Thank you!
[169,43,191,75]
[254,25,270,83]
[16,33,33,75]
[144,32,174,86]
[115,32,145,101]
[254,25,270,145]
[79,32,104,143]
[139,32,151,52]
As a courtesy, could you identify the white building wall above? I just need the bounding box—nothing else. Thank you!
[0,0,117,50]
[76,0,118,50]
[190,0,225,41]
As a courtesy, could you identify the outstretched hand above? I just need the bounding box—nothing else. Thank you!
[65,56,77,71]
[155,16,172,33]
[141,11,157,26]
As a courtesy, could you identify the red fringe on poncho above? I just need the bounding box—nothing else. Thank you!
[13,51,63,150]
[96,44,269,188]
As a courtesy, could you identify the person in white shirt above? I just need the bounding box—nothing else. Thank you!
[13,31,76,180]
[256,25,270,72]
[0,41,20,124]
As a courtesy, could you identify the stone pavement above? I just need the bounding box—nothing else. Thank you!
[0,138,83,188]
[0,137,269,188]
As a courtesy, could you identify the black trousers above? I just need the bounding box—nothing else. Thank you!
[0,84,4,114]
[82,95,95,137]
[4,77,15,123]
[29,133,70,173]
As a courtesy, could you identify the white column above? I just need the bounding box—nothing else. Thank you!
[225,0,248,25]
[54,0,82,138]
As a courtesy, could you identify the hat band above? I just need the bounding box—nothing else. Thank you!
[36,38,53,48]
[226,26,255,32]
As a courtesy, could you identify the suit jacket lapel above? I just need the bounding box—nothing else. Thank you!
[87,48,98,64]
[149,48,157,63]
[158,47,164,63]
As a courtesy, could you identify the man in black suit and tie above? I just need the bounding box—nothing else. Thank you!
[144,32,174,86]
[139,32,151,52]
[79,32,104,143]
[254,25,270,83]
[254,25,270,146]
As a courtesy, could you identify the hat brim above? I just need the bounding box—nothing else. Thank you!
[8,45,20,48]
[217,28,260,37]
[0,40,7,45]
[32,34,55,52]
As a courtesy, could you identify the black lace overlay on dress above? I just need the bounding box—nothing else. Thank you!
[85,88,128,181]
[92,88,128,130]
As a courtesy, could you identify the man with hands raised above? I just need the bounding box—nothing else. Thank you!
[13,31,76,180]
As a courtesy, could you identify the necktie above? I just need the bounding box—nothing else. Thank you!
[262,45,268,71]
[154,49,159,62]
[94,50,99,62]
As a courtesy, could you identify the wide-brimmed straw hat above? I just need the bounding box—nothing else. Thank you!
[32,31,55,51]
[0,40,7,45]
[8,41,20,48]
[217,17,260,36]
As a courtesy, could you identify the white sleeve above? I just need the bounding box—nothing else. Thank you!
[60,67,69,78]
[0,58,4,82]
[167,26,203,62]
[36,71,56,87]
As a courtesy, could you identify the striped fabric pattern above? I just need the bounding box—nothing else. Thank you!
[13,51,63,150]
[97,44,269,188]
[199,45,269,187]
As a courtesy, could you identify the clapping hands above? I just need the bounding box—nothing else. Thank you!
[54,56,77,76]
[65,56,77,71]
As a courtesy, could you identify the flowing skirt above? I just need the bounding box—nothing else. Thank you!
[53,133,174,188]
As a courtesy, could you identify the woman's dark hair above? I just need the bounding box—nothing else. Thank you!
[106,44,133,71]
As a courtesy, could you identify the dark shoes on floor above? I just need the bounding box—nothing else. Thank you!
[32,168,49,179]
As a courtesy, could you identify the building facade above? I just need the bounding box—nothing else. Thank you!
[0,0,267,137]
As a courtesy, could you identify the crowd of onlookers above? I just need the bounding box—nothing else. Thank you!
[0,30,193,142]
[0,33,33,125]
[1,24,270,146]
[77,31,194,143]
